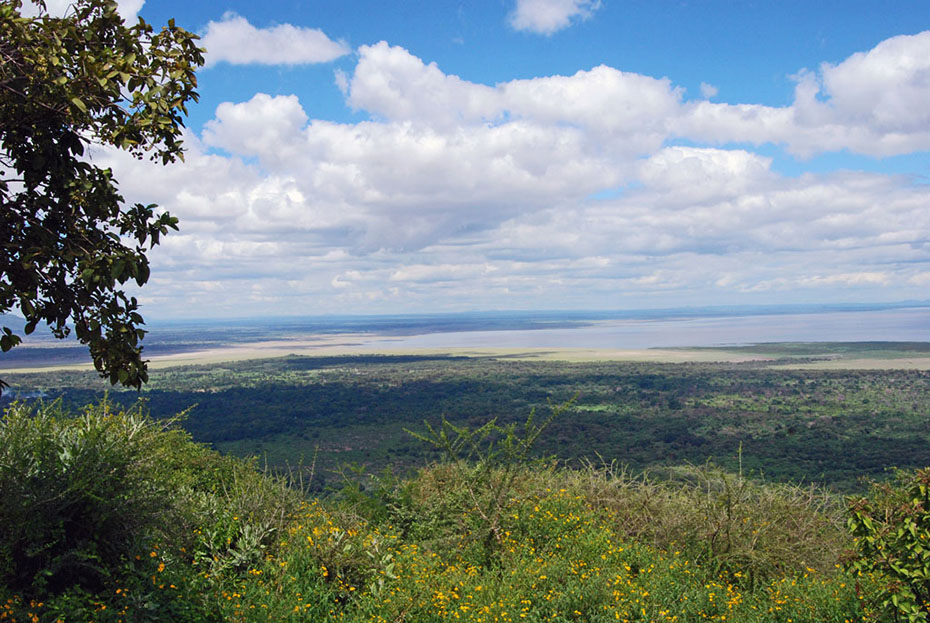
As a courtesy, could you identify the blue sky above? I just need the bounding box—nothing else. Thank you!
[36,0,930,318]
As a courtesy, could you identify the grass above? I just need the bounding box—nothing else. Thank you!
[171,460,876,623]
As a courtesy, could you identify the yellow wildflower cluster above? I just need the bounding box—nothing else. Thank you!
[206,490,868,623]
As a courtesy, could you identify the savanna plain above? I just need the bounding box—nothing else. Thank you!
[3,341,930,622]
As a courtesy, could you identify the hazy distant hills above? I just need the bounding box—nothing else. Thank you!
[0,314,25,333]
[0,313,70,345]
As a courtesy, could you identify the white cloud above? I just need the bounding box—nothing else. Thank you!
[390,263,497,283]
[499,66,681,153]
[346,43,499,126]
[89,35,930,317]
[198,89,625,252]
[509,0,601,35]
[700,82,718,98]
[351,36,930,160]
[201,13,349,67]
[680,31,930,157]
[203,94,309,168]
[909,272,930,286]
[676,101,793,147]
[638,147,776,199]
[347,42,681,157]
[21,0,144,22]
[818,32,930,134]
[797,272,891,287]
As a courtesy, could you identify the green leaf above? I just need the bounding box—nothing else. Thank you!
[111,260,125,280]
[0,333,21,352]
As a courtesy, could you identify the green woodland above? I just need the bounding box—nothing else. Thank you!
[6,351,930,490]
[3,351,930,621]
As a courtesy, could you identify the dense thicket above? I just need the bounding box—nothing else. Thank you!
[0,400,299,620]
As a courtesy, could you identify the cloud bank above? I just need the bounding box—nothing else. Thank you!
[98,31,930,316]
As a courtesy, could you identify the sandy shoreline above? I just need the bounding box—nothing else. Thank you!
[4,333,930,372]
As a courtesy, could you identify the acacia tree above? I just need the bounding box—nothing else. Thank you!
[0,0,203,389]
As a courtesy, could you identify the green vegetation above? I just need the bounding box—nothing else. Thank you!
[0,399,903,622]
[6,353,930,490]
[0,0,202,389]
[682,342,930,360]
[5,349,930,620]
[0,400,300,621]
[847,469,930,622]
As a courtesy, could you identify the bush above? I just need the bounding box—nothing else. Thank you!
[403,399,570,565]
[0,397,871,622]
[0,399,302,621]
[847,468,930,622]
[567,461,850,586]
[0,399,191,594]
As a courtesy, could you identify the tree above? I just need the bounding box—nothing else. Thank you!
[0,0,203,390]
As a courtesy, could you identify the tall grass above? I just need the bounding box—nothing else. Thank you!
[207,463,871,623]
[565,460,849,584]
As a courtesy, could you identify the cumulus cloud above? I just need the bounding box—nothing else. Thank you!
[203,94,309,167]
[92,34,930,316]
[198,89,625,252]
[350,36,930,160]
[789,31,930,155]
[345,43,499,126]
[509,0,601,35]
[818,32,930,133]
[680,31,930,156]
[347,42,681,157]
[638,147,776,200]
[201,13,349,67]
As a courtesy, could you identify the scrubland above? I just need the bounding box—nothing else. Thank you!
[3,400,927,622]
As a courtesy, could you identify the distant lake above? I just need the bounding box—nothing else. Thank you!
[363,307,930,350]
[2,305,929,368]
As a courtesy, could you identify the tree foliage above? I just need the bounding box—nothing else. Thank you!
[0,0,203,388]
[847,469,930,622]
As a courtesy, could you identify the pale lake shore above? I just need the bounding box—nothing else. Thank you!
[6,338,930,373]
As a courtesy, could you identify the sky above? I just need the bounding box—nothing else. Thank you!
[35,0,930,318]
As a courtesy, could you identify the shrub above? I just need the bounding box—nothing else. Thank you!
[847,468,930,622]
[0,399,302,621]
[0,399,193,595]
[403,399,571,565]
[568,460,850,586]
